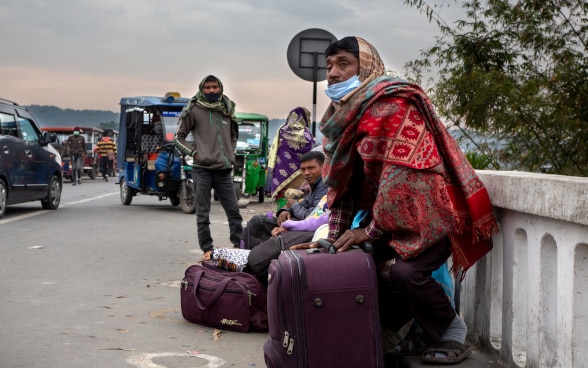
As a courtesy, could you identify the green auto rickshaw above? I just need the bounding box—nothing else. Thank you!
[233,112,270,202]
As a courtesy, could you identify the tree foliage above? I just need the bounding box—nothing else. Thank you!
[404,0,588,176]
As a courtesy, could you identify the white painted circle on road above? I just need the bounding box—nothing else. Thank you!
[126,351,226,368]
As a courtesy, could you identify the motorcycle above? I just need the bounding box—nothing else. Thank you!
[180,154,196,214]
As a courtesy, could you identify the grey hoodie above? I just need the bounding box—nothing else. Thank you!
[175,103,238,170]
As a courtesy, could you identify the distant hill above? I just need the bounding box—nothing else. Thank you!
[25,105,120,130]
[23,106,329,145]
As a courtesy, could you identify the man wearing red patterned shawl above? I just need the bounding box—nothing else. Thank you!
[293,36,498,364]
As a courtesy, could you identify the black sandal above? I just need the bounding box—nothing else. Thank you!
[388,330,429,356]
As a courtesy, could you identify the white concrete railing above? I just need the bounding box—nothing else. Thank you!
[461,171,588,368]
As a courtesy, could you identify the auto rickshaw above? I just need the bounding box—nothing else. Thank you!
[116,92,195,214]
[233,112,270,202]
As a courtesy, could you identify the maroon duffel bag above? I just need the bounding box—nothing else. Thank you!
[180,262,268,332]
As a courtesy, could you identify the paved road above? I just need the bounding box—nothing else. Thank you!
[0,176,274,368]
[1,176,503,368]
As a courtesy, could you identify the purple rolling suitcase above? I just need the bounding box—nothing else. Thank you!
[264,248,384,368]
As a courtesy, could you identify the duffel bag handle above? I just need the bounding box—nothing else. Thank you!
[191,269,247,310]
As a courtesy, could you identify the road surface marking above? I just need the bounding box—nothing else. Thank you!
[126,351,226,368]
[66,191,118,205]
[0,192,118,225]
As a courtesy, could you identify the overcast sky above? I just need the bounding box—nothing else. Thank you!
[0,0,462,119]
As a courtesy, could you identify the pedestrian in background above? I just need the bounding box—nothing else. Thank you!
[244,151,327,249]
[175,75,243,261]
[264,106,315,209]
[96,130,117,182]
[65,127,86,185]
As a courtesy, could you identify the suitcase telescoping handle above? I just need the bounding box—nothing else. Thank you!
[317,238,337,254]
[317,238,375,255]
[191,269,247,310]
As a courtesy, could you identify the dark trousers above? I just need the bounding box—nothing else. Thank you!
[247,230,314,283]
[194,168,243,252]
[376,238,456,344]
[100,157,113,178]
[71,154,83,182]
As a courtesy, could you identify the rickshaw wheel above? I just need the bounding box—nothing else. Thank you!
[120,178,133,205]
[180,183,196,214]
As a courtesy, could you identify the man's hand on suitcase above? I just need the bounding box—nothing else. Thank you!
[289,228,371,253]
[289,241,317,250]
[332,228,371,252]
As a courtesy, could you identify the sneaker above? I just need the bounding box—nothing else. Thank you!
[105,177,108,182]
[72,182,77,186]
[78,180,82,184]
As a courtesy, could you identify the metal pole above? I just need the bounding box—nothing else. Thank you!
[312,52,318,137]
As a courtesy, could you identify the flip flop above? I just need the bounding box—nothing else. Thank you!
[420,340,473,365]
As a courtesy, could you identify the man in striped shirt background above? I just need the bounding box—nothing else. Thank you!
[96,131,117,182]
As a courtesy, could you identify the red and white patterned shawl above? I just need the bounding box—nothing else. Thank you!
[320,37,498,278]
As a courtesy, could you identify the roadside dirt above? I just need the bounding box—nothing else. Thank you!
[238,197,277,222]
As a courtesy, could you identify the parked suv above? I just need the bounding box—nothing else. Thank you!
[0,98,63,218]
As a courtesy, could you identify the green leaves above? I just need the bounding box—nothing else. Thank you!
[466,151,493,170]
[404,0,588,176]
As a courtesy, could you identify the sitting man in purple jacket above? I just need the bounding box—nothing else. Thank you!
[247,195,329,282]
[243,150,328,249]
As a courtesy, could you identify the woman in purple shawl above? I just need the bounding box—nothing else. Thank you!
[265,107,315,209]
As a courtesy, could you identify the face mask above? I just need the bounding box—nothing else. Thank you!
[324,75,361,103]
[204,92,222,102]
[73,131,80,136]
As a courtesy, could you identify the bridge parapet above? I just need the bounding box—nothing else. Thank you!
[463,171,588,367]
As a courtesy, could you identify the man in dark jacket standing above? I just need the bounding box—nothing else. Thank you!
[175,75,243,261]
[65,127,86,185]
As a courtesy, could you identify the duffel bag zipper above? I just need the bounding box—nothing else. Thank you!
[246,290,256,307]
[271,259,294,355]
[289,250,306,366]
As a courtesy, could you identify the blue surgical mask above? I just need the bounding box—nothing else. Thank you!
[325,75,361,103]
